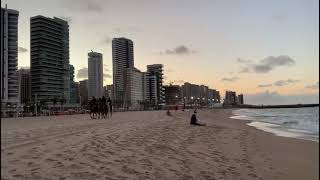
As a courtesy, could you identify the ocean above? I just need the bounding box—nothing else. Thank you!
[231,107,319,142]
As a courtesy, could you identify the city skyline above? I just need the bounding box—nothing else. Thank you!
[2,0,319,105]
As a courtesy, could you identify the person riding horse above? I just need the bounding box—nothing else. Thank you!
[89,96,110,119]
[100,96,109,118]
[89,96,98,119]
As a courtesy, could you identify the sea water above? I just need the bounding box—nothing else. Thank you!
[231,107,319,142]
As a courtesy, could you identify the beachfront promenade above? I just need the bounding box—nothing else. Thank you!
[1,110,319,180]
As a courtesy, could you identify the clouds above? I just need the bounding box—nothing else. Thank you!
[221,77,239,82]
[103,65,112,80]
[113,26,142,34]
[258,84,273,88]
[77,66,111,81]
[102,36,112,44]
[239,55,295,73]
[236,58,251,63]
[77,67,88,79]
[274,79,300,86]
[103,73,112,80]
[161,45,197,55]
[305,81,319,90]
[258,79,300,88]
[18,46,28,53]
[61,0,103,13]
[244,90,319,105]
[57,16,72,23]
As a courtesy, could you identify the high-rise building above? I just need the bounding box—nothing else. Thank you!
[17,68,31,105]
[70,82,79,104]
[208,88,215,105]
[112,37,134,105]
[181,82,200,104]
[143,72,158,106]
[124,67,143,109]
[215,90,221,103]
[88,51,103,99]
[163,85,181,105]
[207,89,221,105]
[146,64,164,106]
[68,64,77,103]
[1,5,19,105]
[182,82,220,105]
[238,94,244,105]
[69,64,75,82]
[30,16,70,102]
[199,85,209,104]
[106,84,113,99]
[79,79,88,106]
[224,91,237,106]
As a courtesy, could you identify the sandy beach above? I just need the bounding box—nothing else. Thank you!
[1,109,318,180]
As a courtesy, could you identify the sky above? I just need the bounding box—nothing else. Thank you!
[2,0,319,104]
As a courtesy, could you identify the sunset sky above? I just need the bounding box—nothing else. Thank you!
[3,0,319,104]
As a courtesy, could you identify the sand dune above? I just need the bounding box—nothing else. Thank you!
[1,109,318,180]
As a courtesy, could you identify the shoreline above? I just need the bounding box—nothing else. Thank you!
[230,113,319,143]
[1,109,319,180]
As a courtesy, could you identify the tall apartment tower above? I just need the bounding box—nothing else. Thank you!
[17,68,31,104]
[146,64,164,106]
[1,5,19,105]
[238,94,244,105]
[88,51,103,99]
[30,16,70,101]
[143,72,158,105]
[124,67,143,109]
[79,79,88,106]
[224,91,237,106]
[112,37,134,105]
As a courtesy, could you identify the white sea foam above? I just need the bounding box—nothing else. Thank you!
[231,107,319,142]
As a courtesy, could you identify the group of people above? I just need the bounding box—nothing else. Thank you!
[89,97,204,126]
[88,96,112,119]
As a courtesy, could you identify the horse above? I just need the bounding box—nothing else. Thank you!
[101,103,109,119]
[89,100,99,119]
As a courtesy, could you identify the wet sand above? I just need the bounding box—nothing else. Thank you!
[1,109,318,180]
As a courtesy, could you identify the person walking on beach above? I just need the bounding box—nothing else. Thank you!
[107,98,112,117]
[190,110,206,126]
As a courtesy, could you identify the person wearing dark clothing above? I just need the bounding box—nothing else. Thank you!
[190,110,205,126]
[101,96,106,104]
[91,96,97,105]
[89,96,97,119]
[167,109,172,116]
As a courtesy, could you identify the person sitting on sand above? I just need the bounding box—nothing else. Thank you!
[190,110,206,126]
[167,109,172,116]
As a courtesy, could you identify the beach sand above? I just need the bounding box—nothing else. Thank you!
[1,109,318,180]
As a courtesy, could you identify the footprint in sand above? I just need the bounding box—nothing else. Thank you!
[13,174,23,178]
[248,173,258,177]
